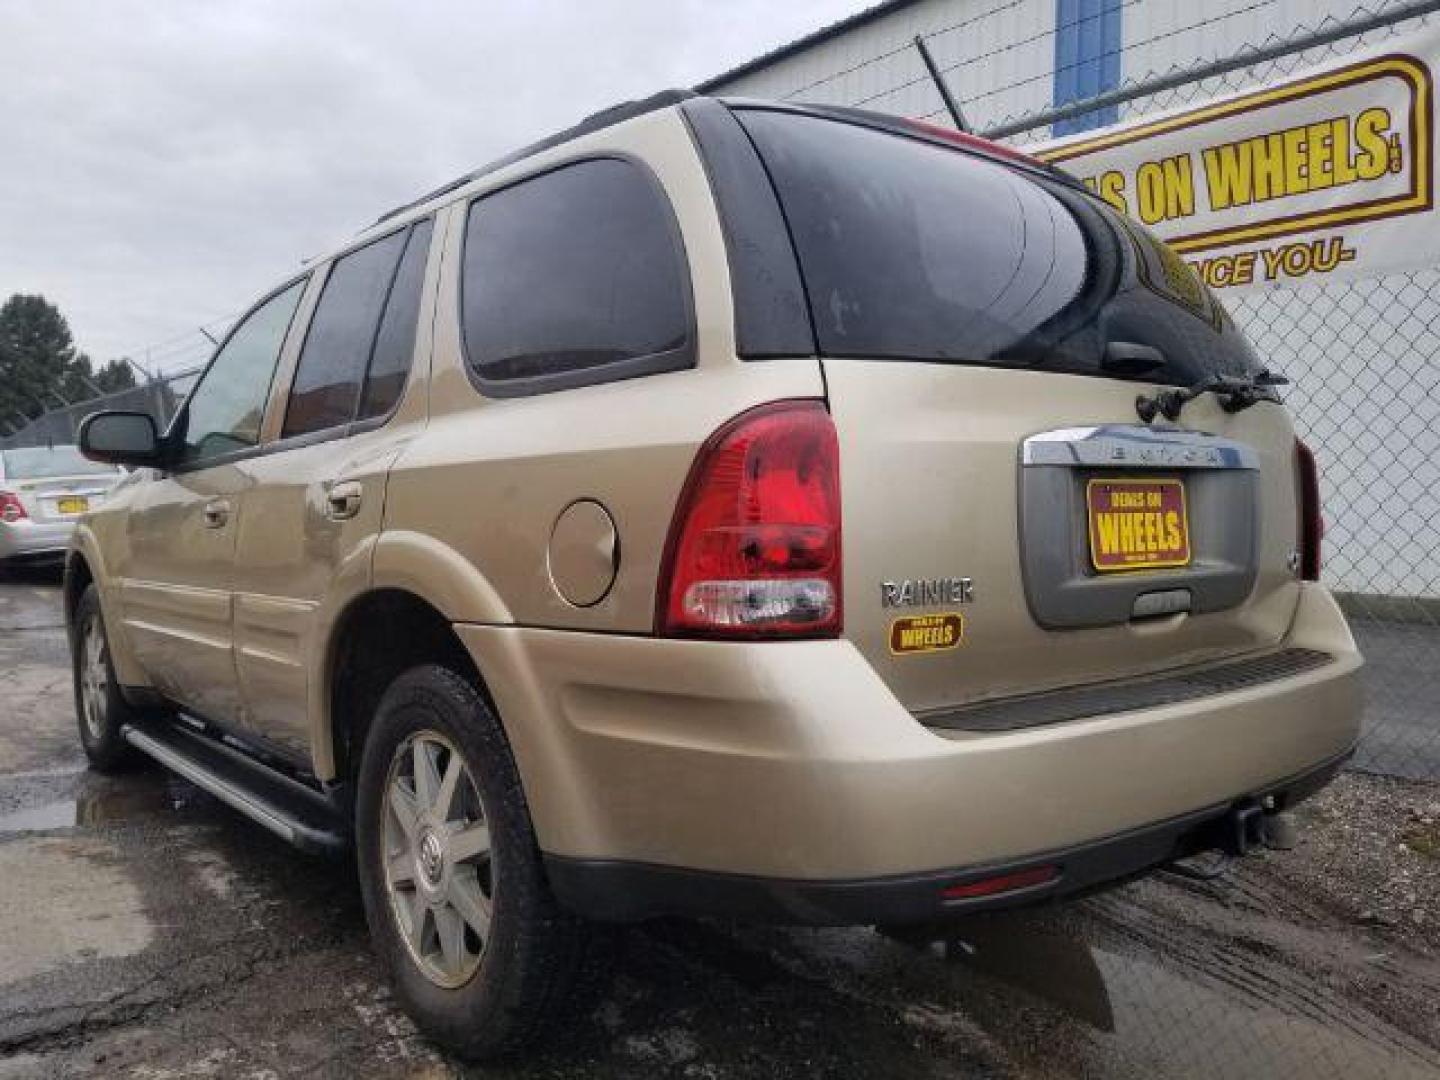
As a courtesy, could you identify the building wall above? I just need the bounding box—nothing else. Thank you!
[704,0,1384,135]
[706,0,1057,132]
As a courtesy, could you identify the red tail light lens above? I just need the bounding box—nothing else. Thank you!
[0,492,27,523]
[1296,438,1322,581]
[657,400,842,639]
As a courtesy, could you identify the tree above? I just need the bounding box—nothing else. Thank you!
[0,294,134,430]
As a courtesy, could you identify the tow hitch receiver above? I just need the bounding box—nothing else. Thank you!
[1227,801,1267,856]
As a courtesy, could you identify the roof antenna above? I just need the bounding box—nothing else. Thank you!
[913,35,971,133]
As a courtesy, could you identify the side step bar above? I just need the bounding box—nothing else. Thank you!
[122,721,349,856]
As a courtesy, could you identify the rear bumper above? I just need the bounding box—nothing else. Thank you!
[456,583,1361,916]
[0,519,74,561]
[544,749,1349,924]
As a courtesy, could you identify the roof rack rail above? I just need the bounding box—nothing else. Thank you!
[373,88,696,226]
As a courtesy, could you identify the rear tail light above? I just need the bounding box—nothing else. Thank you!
[657,400,842,639]
[1295,438,1322,581]
[0,492,27,523]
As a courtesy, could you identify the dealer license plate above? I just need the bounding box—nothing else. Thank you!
[1086,478,1191,572]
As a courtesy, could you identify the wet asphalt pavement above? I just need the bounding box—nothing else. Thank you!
[2,569,1440,1079]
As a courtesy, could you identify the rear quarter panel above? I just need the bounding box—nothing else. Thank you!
[379,109,826,633]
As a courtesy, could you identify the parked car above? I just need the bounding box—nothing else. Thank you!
[64,90,1361,1059]
[0,444,123,568]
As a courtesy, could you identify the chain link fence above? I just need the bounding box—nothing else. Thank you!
[2,313,228,450]
[0,366,200,451]
[1235,271,1440,779]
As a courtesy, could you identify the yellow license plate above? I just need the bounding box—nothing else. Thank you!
[57,496,89,515]
[1087,478,1191,572]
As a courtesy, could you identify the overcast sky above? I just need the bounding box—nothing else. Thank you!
[1,1,857,373]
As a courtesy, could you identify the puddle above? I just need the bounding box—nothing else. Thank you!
[0,772,205,835]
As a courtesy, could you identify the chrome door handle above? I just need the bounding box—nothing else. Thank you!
[202,499,230,529]
[326,481,363,521]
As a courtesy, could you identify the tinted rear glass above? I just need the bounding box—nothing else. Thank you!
[736,109,1264,386]
[283,228,408,438]
[461,158,691,392]
[2,446,119,479]
[361,219,433,420]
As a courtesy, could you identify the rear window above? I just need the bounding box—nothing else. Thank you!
[2,446,120,479]
[735,109,1264,386]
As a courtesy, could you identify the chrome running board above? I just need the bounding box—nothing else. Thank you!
[122,721,348,855]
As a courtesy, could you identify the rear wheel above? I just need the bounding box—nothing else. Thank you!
[355,664,586,1059]
[71,584,144,773]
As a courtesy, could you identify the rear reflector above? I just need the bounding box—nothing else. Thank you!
[657,400,842,639]
[941,864,1060,901]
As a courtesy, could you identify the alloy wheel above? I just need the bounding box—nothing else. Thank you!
[79,613,108,742]
[382,730,493,988]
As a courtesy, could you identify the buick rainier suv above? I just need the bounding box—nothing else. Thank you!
[66,91,1361,1058]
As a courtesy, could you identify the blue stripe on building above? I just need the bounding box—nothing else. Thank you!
[1052,0,1123,136]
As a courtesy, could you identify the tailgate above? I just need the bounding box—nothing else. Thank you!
[827,361,1302,714]
[725,104,1308,715]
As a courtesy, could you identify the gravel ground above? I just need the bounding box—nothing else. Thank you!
[1282,771,1440,946]
[3,569,1440,1079]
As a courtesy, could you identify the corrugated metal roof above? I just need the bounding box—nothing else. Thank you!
[695,0,923,90]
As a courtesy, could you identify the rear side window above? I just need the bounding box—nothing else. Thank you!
[283,219,432,438]
[735,109,1264,386]
[461,158,692,394]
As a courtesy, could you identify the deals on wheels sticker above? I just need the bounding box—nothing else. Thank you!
[889,613,965,655]
[1030,27,1437,292]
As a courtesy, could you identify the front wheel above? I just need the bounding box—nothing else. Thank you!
[354,664,586,1059]
[71,584,145,773]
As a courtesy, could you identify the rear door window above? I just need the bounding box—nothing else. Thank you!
[282,229,408,438]
[460,158,692,394]
[360,220,433,421]
[734,109,1264,386]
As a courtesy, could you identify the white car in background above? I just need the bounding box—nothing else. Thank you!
[0,445,124,567]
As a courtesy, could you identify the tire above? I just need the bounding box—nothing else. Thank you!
[71,583,145,773]
[355,663,586,1060]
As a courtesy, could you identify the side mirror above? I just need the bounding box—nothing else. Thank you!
[78,411,164,468]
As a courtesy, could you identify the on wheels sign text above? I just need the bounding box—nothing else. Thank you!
[1031,29,1436,292]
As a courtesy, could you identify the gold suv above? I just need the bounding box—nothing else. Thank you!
[66,91,1361,1058]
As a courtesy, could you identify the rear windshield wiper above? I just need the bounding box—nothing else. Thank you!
[1136,369,1288,423]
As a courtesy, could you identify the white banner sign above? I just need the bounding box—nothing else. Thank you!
[1030,28,1437,292]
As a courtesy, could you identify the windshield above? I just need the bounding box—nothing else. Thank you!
[2,446,121,480]
[734,108,1266,387]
